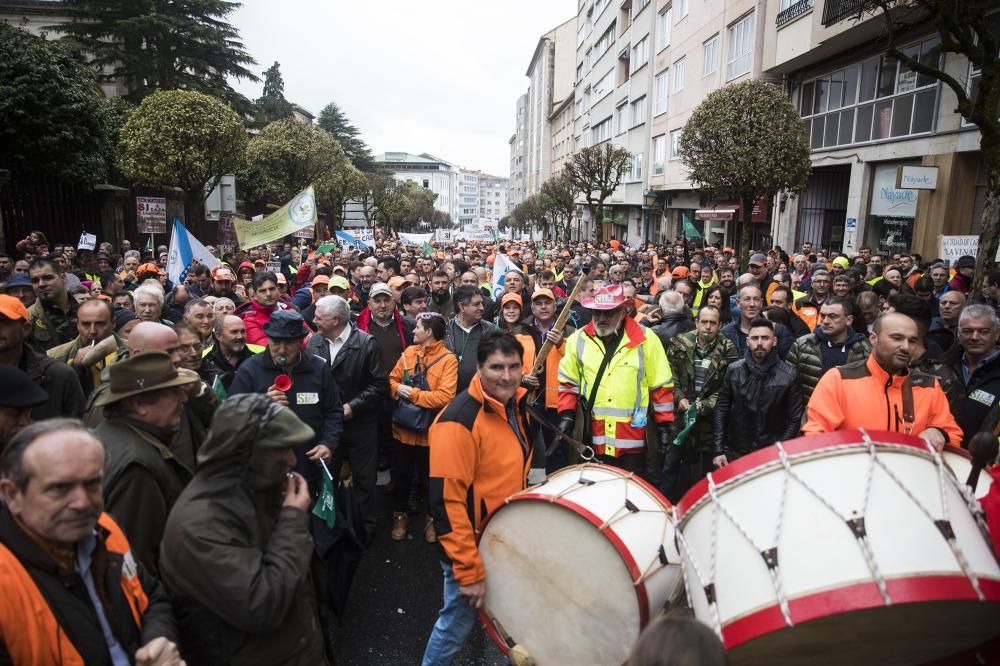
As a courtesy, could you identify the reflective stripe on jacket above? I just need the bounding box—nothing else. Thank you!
[0,512,149,665]
[557,316,674,457]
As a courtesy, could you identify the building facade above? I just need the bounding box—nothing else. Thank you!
[459,169,480,226]
[508,93,529,211]
[762,0,994,260]
[477,173,510,224]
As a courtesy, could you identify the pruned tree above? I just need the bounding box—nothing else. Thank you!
[361,173,408,231]
[253,62,294,128]
[540,173,577,242]
[562,144,632,244]
[118,89,247,234]
[315,163,367,230]
[398,181,439,232]
[54,0,257,116]
[317,102,376,172]
[511,195,548,238]
[0,23,113,183]
[680,79,810,268]
[856,1,999,294]
[243,119,348,204]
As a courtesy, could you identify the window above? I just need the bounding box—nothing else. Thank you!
[672,57,686,92]
[630,96,647,127]
[657,6,672,51]
[703,34,720,75]
[655,70,669,115]
[727,12,755,80]
[585,48,592,74]
[583,87,591,113]
[576,63,583,84]
[592,116,612,143]
[595,22,616,56]
[653,135,666,175]
[633,0,651,16]
[670,129,682,158]
[594,70,613,101]
[676,0,688,21]
[799,36,942,150]
[630,152,644,181]
[631,36,649,73]
[616,102,629,134]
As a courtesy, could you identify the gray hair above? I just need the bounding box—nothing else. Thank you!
[124,250,141,260]
[959,303,1000,328]
[659,290,687,316]
[2,419,98,491]
[134,284,164,306]
[213,297,235,311]
[184,297,211,315]
[314,295,351,322]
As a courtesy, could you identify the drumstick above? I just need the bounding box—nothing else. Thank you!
[966,432,999,493]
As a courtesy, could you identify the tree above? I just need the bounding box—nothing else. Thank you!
[511,195,548,237]
[118,89,247,234]
[244,119,348,205]
[398,181,439,232]
[562,144,632,244]
[0,24,113,183]
[856,1,998,295]
[361,173,409,231]
[540,173,578,242]
[315,163,367,230]
[54,0,257,115]
[317,102,376,172]
[680,79,810,267]
[253,62,295,128]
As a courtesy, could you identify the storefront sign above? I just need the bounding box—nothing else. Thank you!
[896,165,938,190]
[939,235,1000,264]
[871,164,918,217]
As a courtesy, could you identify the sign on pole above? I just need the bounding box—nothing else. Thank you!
[136,197,168,234]
[938,235,1000,265]
[216,211,236,249]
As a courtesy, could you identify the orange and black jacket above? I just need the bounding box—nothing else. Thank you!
[0,508,176,665]
[804,354,964,445]
[429,374,533,586]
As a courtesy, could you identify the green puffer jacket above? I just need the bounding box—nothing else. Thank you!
[787,330,871,401]
[665,330,739,452]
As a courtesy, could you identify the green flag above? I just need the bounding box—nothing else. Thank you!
[537,244,545,258]
[145,235,154,254]
[316,242,335,255]
[211,375,227,401]
[682,213,703,240]
[672,405,698,447]
[422,241,434,256]
[312,470,336,529]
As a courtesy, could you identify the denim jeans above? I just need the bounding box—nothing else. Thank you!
[422,560,478,666]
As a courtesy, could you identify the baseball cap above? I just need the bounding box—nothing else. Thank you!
[311,275,330,286]
[387,276,412,290]
[328,276,350,291]
[0,295,29,321]
[1,274,33,291]
[956,255,976,270]
[369,282,393,299]
[331,265,347,275]
[749,253,767,267]
[531,288,556,302]
[671,266,690,279]
[212,266,235,281]
[501,293,522,307]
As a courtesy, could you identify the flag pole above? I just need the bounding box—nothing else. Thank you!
[319,458,334,482]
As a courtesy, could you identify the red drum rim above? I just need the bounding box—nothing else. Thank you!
[720,575,1000,651]
[675,430,933,520]
[943,444,972,461]
[477,464,674,655]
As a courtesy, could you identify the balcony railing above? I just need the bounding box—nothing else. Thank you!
[777,0,814,26]
[822,0,865,26]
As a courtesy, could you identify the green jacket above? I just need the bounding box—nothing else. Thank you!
[787,331,871,401]
[665,330,739,452]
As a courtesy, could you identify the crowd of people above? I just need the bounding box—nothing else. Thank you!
[0,229,998,665]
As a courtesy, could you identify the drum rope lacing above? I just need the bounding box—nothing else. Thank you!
[546,468,675,586]
[676,431,990,641]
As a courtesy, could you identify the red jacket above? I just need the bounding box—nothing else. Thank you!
[237,300,309,347]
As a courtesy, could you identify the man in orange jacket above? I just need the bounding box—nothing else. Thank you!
[803,312,963,449]
[423,332,532,665]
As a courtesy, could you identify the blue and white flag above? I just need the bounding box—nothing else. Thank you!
[491,253,516,299]
[336,229,375,250]
[167,217,219,285]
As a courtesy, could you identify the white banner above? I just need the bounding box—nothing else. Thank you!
[939,235,1000,264]
[398,232,433,246]
[435,229,453,242]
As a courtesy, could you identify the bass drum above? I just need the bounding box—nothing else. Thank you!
[942,444,994,500]
[675,429,1000,666]
[478,463,684,666]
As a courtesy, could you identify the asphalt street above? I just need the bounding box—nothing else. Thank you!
[330,473,505,665]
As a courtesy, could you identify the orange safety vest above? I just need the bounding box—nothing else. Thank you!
[0,513,149,665]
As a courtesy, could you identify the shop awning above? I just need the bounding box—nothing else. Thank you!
[695,208,736,221]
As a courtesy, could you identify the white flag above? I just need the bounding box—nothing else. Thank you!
[167,218,219,285]
[491,253,516,299]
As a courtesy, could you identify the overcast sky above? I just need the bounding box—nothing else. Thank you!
[229,1,575,177]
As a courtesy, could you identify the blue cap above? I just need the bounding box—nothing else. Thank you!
[1,274,32,290]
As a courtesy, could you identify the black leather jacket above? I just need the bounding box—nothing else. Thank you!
[713,350,803,457]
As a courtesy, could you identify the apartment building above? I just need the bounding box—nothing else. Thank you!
[374,152,461,223]
[645,0,767,248]
[761,1,994,259]
[572,0,660,244]
[477,173,510,224]
[509,93,529,211]
[459,170,480,226]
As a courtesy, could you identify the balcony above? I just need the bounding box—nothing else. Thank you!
[821,0,864,26]
[777,0,814,27]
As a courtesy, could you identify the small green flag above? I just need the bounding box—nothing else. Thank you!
[682,214,703,240]
[312,470,336,529]
[537,244,545,258]
[316,242,335,255]
[422,241,434,256]
[672,405,698,447]
[211,375,227,401]
[145,235,154,253]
